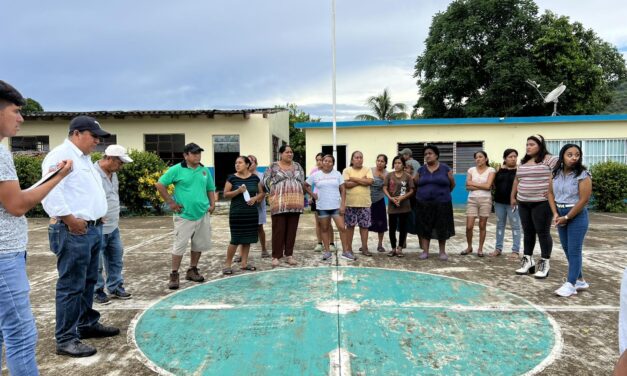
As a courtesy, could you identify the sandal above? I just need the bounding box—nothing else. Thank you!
[271,258,280,267]
[477,251,484,258]
[460,248,473,255]
[387,250,397,257]
[261,250,271,258]
[359,247,373,257]
[222,268,233,275]
[286,256,297,265]
[489,249,502,257]
[241,265,257,271]
[377,246,386,253]
[233,255,242,263]
[396,248,405,258]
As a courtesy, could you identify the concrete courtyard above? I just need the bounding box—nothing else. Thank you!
[15,209,627,375]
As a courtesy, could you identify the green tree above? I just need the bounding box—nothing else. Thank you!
[603,81,627,113]
[355,88,409,120]
[21,98,43,113]
[277,104,319,167]
[414,0,627,118]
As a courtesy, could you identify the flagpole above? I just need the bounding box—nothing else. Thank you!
[331,0,337,168]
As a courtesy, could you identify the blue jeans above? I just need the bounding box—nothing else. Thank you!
[48,223,102,344]
[96,228,125,293]
[494,202,521,252]
[557,207,588,284]
[0,251,39,375]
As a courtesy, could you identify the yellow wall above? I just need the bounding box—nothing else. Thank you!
[303,121,627,173]
[11,112,288,167]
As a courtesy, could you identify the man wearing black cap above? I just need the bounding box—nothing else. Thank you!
[156,143,216,289]
[0,81,74,373]
[42,115,120,357]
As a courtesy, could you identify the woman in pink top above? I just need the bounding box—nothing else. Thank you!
[462,151,495,257]
[511,134,558,279]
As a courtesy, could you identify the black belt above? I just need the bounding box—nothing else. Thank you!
[85,219,103,227]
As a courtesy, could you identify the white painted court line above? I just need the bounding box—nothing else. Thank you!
[28,226,48,231]
[124,232,173,254]
[595,213,627,221]
[328,347,353,376]
[583,256,625,274]
[157,301,619,313]
[172,304,234,310]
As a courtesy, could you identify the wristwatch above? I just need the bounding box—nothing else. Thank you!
[564,215,569,220]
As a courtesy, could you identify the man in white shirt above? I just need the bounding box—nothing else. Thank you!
[42,116,120,357]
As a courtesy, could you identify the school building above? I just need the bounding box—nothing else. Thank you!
[8,109,289,189]
[296,114,627,205]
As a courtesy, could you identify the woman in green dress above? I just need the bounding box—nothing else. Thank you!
[223,156,265,275]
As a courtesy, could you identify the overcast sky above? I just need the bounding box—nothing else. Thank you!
[2,1,626,120]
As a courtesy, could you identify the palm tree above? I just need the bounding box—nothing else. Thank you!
[355,88,409,120]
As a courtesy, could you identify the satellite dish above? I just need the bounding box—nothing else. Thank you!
[525,80,567,116]
[544,83,566,103]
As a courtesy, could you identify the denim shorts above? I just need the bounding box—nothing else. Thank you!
[317,209,340,218]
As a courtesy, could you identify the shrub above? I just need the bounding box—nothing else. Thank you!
[138,169,174,214]
[13,154,46,216]
[590,161,627,213]
[117,150,168,214]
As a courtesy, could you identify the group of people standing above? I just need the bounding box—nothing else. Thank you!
[224,135,592,301]
[0,80,140,371]
[461,134,592,297]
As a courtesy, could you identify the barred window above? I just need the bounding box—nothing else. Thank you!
[10,136,49,152]
[144,134,185,165]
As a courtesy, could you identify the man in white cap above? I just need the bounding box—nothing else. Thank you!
[42,116,120,357]
[93,145,133,304]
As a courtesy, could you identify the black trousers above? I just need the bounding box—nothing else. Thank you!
[388,212,409,249]
[518,201,553,259]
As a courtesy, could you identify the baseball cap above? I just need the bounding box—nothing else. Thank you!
[400,148,413,156]
[184,143,204,153]
[69,116,111,138]
[105,145,133,163]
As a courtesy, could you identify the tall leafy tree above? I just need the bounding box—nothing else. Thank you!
[21,98,43,113]
[414,0,627,118]
[355,88,409,120]
[276,104,319,167]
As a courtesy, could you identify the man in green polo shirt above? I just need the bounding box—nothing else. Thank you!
[156,143,216,289]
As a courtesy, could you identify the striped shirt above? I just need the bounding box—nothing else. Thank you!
[516,156,558,202]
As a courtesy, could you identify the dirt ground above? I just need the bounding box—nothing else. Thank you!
[14,209,627,375]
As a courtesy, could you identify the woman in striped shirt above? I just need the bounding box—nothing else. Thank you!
[511,134,558,278]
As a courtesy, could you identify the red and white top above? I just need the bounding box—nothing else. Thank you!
[516,156,558,202]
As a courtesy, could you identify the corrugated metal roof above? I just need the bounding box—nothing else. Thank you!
[23,108,286,120]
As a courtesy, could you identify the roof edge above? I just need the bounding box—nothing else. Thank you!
[295,114,627,129]
[23,108,286,120]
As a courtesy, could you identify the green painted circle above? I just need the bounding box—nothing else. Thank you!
[132,267,558,375]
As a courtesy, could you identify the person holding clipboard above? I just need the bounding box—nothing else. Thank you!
[0,80,73,373]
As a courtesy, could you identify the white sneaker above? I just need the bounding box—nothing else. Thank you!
[515,255,536,275]
[575,280,589,291]
[555,282,577,297]
[534,258,550,279]
[330,244,338,252]
[313,243,323,252]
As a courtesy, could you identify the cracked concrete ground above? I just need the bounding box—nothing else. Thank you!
[13,209,627,375]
